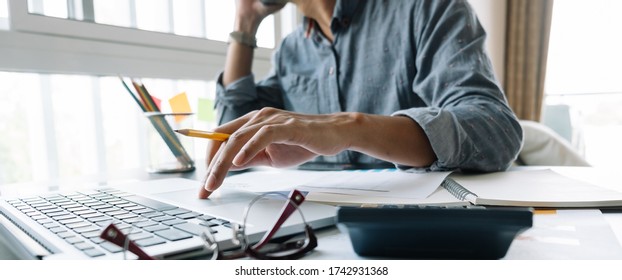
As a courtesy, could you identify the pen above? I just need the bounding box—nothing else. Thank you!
[174,129,230,142]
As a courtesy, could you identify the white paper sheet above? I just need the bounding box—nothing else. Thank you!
[222,168,450,199]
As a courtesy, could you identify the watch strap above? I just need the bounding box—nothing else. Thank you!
[229,31,257,49]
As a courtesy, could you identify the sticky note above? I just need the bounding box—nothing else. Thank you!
[197,98,216,122]
[533,209,557,215]
[169,92,192,123]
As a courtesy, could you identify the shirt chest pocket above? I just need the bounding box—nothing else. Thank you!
[280,74,320,114]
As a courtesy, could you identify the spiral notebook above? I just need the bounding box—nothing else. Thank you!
[307,169,622,208]
[444,169,622,208]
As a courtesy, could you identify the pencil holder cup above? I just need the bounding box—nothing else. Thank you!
[144,112,195,173]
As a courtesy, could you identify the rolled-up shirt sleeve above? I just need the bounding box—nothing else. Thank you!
[215,53,285,124]
[393,0,522,172]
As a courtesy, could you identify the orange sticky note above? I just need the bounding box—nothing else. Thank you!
[168,92,192,123]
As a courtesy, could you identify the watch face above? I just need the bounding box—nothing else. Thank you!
[261,0,289,5]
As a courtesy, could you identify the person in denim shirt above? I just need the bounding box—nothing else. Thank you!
[200,0,522,198]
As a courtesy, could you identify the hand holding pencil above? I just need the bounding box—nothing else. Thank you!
[174,129,230,142]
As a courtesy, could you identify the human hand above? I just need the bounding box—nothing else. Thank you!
[234,0,286,34]
[199,108,355,198]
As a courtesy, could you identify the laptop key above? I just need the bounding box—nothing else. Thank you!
[162,218,186,226]
[174,222,214,236]
[49,226,67,234]
[123,205,145,211]
[54,214,78,221]
[57,231,76,239]
[74,225,101,234]
[135,236,166,247]
[151,215,175,222]
[73,209,97,216]
[81,230,103,239]
[115,213,139,220]
[65,236,86,244]
[100,241,124,253]
[120,227,142,235]
[89,216,113,223]
[154,228,193,241]
[163,208,191,216]
[141,211,164,219]
[123,217,148,224]
[129,232,154,241]
[176,212,201,220]
[122,195,178,211]
[66,222,92,229]
[197,215,216,221]
[42,222,61,229]
[80,213,104,219]
[131,208,153,215]
[89,237,106,244]
[60,218,85,225]
[143,224,169,232]
[199,221,219,227]
[40,207,64,214]
[37,218,54,225]
[107,210,129,216]
[134,220,158,228]
[83,248,106,257]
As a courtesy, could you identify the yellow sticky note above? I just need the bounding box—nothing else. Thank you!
[197,98,215,122]
[169,92,192,123]
[534,209,557,215]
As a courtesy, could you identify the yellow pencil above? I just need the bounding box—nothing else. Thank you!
[174,129,230,142]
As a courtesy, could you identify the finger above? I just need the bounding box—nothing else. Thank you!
[203,109,282,192]
[216,110,260,134]
[198,172,212,199]
[204,131,253,193]
[204,140,223,170]
[232,124,286,167]
[200,111,258,198]
[201,142,228,198]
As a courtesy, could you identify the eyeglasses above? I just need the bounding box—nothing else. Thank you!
[203,189,317,260]
[100,189,317,260]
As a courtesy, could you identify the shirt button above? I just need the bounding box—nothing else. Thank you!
[342,18,350,27]
[329,67,335,75]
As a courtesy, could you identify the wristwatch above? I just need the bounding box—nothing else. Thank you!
[229,31,257,49]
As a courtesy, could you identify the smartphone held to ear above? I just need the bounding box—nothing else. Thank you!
[261,0,289,5]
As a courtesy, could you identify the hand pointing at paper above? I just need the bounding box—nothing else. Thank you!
[199,108,435,199]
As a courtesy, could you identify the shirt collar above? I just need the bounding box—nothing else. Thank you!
[303,0,360,39]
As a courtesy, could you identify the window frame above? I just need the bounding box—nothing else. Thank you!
[3,0,298,79]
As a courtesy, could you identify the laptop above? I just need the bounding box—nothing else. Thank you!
[0,178,337,260]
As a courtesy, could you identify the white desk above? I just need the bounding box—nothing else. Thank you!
[2,166,622,260]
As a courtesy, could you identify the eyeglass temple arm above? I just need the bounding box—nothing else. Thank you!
[251,189,306,251]
[100,223,155,260]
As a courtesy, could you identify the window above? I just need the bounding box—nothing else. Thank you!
[0,0,8,29]
[544,0,622,167]
[6,0,283,79]
[0,0,299,189]
[22,0,277,49]
[0,71,218,186]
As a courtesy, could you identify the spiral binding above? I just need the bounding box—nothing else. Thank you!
[442,178,478,201]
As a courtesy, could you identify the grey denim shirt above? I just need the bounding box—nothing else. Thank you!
[215,0,523,172]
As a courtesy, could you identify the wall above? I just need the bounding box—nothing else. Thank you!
[468,0,507,87]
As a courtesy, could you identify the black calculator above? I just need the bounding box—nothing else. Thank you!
[336,205,533,259]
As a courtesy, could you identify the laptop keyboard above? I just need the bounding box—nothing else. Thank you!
[4,188,231,258]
